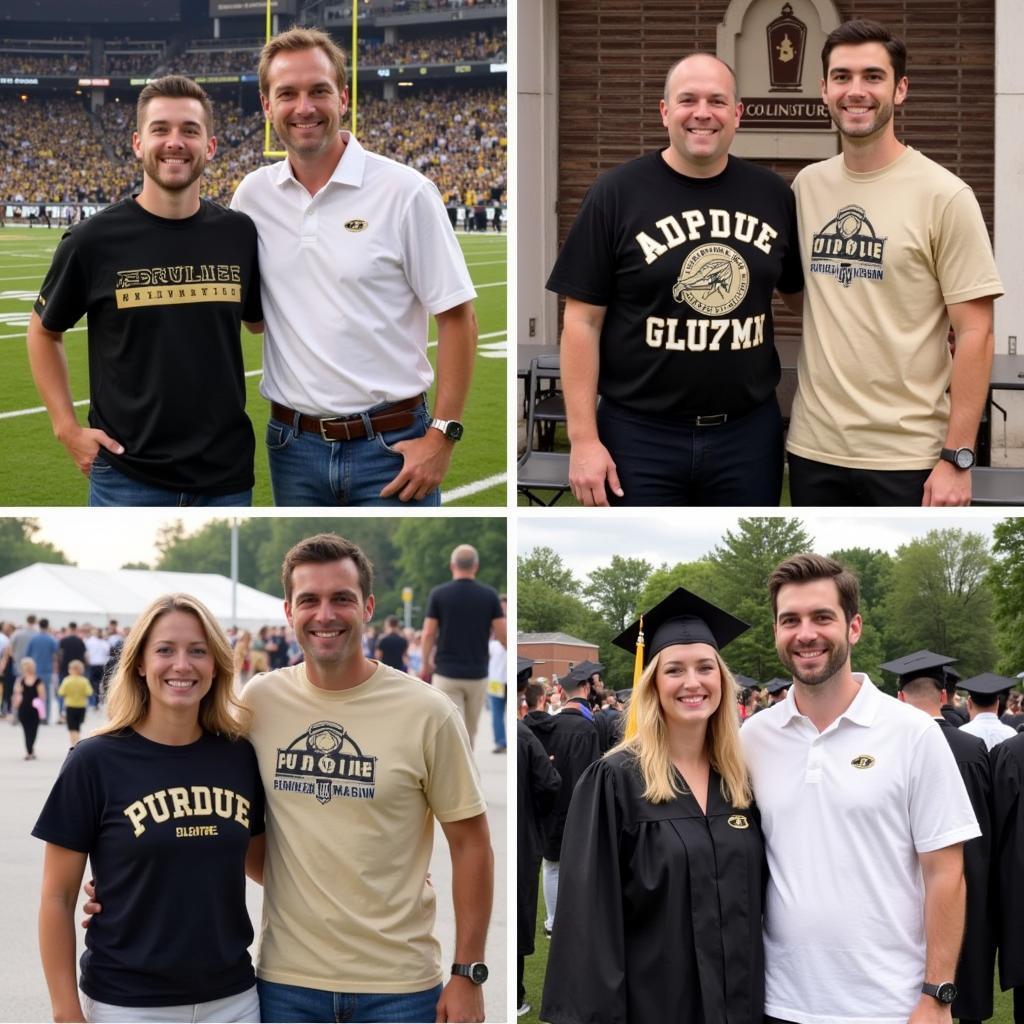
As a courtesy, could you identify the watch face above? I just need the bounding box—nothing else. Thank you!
[936,982,957,1004]
[447,421,465,442]
[470,963,488,984]
[955,448,974,469]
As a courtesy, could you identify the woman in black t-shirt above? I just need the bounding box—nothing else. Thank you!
[35,594,264,1024]
[13,657,44,759]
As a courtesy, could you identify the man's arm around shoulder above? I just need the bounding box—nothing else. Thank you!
[435,812,492,1023]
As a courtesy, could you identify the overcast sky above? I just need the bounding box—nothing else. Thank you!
[517,511,1008,580]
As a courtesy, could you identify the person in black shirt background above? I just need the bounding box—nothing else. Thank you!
[34,593,264,1023]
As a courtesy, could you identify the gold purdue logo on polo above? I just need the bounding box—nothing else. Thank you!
[728,815,750,830]
[671,243,750,316]
[851,755,876,770]
[345,219,368,232]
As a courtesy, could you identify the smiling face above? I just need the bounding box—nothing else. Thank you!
[137,610,214,717]
[822,41,907,142]
[262,45,348,162]
[774,578,862,687]
[132,96,215,193]
[654,642,723,729]
[285,558,374,672]
[660,54,742,177]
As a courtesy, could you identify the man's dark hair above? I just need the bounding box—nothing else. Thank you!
[281,533,374,602]
[524,681,546,710]
[821,20,907,82]
[137,74,214,135]
[39,618,49,630]
[768,553,860,623]
[385,615,400,629]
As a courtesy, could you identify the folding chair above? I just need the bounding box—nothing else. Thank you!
[517,356,571,506]
[970,467,1024,506]
[531,353,565,451]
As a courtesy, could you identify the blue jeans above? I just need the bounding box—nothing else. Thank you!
[597,395,783,506]
[489,691,506,749]
[266,402,441,507]
[89,460,252,507]
[256,979,443,1023]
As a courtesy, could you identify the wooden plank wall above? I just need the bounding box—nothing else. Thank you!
[554,0,996,344]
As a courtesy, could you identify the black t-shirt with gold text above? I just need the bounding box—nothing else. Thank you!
[34,198,262,494]
[32,729,265,1007]
[547,153,803,419]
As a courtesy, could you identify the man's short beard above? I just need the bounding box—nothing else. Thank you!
[779,641,849,688]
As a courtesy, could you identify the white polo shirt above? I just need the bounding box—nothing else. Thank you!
[960,711,1016,750]
[231,132,477,416]
[740,674,979,1024]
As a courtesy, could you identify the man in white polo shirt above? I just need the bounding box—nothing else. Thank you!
[741,553,979,1024]
[232,26,477,506]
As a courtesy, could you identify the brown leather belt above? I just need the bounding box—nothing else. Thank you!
[271,395,424,442]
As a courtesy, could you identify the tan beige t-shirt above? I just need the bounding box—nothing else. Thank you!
[789,147,1003,469]
[242,662,486,992]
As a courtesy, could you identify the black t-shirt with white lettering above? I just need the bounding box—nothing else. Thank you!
[34,198,262,494]
[547,153,803,418]
[32,729,265,1007]
[425,579,504,679]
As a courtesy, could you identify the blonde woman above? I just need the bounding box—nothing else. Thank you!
[541,588,765,1024]
[34,594,264,1023]
[13,656,45,760]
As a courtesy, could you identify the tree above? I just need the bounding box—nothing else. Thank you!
[637,560,723,613]
[987,518,1024,675]
[0,518,70,576]
[583,555,652,632]
[829,547,893,687]
[517,546,578,594]
[709,518,815,682]
[884,529,995,678]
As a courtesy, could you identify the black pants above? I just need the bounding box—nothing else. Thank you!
[598,396,784,506]
[21,715,39,755]
[788,451,931,506]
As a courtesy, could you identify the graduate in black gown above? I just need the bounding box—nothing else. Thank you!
[990,730,1024,1021]
[541,589,765,1024]
[884,650,995,1024]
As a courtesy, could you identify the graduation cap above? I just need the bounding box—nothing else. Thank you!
[574,660,605,680]
[879,650,957,690]
[765,677,791,695]
[615,688,633,703]
[516,657,534,685]
[562,663,596,688]
[735,673,761,690]
[612,587,750,667]
[958,672,1016,698]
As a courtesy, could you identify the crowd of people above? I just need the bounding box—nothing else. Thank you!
[0,51,90,76]
[0,84,504,210]
[356,28,506,66]
[518,556,1024,1023]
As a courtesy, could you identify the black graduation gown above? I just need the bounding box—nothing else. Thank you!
[517,720,561,956]
[991,732,1024,989]
[540,750,765,1024]
[523,707,601,860]
[936,719,994,1019]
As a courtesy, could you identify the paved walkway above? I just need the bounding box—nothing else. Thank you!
[0,702,507,1022]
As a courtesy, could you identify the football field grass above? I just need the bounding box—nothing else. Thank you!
[0,226,507,507]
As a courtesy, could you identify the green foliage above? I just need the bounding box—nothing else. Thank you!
[518,547,578,594]
[152,517,505,628]
[0,517,70,575]
[988,517,1024,675]
[882,529,995,678]
[829,547,894,687]
[583,555,652,632]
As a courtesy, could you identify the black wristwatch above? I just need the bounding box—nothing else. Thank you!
[939,446,975,470]
[921,980,957,1004]
[430,417,465,443]
[451,961,488,984]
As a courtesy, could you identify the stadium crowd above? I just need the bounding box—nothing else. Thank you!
[357,28,506,65]
[0,51,89,76]
[1,85,505,211]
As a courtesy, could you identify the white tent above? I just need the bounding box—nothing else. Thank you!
[0,563,286,631]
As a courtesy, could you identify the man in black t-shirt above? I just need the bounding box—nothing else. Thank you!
[375,615,409,671]
[421,544,506,748]
[27,75,262,506]
[546,53,804,507]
